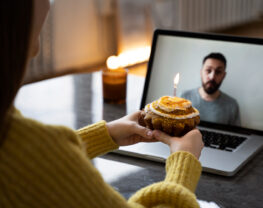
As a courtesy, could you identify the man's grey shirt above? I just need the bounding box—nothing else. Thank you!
[180,88,241,126]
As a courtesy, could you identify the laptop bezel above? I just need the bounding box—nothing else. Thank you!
[140,29,263,136]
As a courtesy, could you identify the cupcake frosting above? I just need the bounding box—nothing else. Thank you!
[145,96,199,119]
[158,96,192,111]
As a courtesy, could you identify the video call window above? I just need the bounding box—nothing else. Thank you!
[144,34,263,131]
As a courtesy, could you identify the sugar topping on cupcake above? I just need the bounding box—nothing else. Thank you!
[145,96,199,120]
[158,96,192,111]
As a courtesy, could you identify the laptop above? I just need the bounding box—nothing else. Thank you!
[115,29,263,176]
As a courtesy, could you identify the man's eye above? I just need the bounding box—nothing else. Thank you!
[206,69,211,74]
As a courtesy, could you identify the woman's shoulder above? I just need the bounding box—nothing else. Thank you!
[0,111,92,205]
[5,109,82,151]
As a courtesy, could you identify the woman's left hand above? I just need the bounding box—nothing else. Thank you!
[106,111,156,146]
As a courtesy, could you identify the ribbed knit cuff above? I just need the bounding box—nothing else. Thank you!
[165,151,202,193]
[76,121,119,159]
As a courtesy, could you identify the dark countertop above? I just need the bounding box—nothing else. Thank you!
[15,72,263,208]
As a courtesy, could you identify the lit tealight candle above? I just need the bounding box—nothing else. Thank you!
[102,58,128,104]
[173,73,180,97]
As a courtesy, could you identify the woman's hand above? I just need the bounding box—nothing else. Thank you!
[153,129,204,159]
[106,111,156,146]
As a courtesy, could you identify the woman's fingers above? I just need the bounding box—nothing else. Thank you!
[139,138,158,143]
[152,130,173,145]
[131,123,153,139]
[127,110,142,122]
[129,135,158,144]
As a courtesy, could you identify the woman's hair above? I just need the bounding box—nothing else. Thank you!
[0,1,33,145]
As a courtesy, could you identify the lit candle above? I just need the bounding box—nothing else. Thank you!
[102,58,128,104]
[173,73,180,97]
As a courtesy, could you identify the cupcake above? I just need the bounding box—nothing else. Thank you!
[139,96,200,136]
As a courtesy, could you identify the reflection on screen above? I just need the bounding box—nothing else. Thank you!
[145,34,263,131]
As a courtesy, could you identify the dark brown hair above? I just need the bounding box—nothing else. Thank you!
[203,52,227,68]
[0,1,33,145]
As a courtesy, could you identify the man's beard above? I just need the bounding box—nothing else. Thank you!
[202,80,222,94]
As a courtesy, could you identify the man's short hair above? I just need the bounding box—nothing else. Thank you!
[203,53,227,68]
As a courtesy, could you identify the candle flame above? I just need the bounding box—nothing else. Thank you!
[174,73,180,86]
[106,56,119,70]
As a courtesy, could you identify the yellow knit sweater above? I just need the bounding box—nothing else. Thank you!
[0,109,202,208]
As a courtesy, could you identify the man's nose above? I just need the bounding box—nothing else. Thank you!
[208,71,215,80]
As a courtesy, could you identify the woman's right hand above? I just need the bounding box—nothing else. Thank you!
[153,129,204,159]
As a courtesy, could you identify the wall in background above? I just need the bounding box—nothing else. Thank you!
[24,0,116,83]
[24,0,263,83]
[53,0,116,71]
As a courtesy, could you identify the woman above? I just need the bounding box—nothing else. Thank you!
[0,0,204,207]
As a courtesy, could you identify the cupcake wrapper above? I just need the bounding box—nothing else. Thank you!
[139,110,200,137]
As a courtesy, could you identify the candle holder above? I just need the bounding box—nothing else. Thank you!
[102,68,127,104]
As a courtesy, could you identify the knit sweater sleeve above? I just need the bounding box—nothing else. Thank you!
[128,151,202,208]
[76,121,119,159]
[74,123,202,207]
[1,112,202,208]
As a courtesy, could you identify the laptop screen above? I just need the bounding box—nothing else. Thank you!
[141,30,263,133]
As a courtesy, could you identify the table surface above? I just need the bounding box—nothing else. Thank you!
[15,71,263,208]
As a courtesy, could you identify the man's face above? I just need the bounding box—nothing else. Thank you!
[201,58,226,94]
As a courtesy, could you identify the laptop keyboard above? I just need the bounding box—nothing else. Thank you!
[200,129,247,152]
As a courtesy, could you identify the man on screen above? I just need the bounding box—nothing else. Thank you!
[181,52,241,125]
